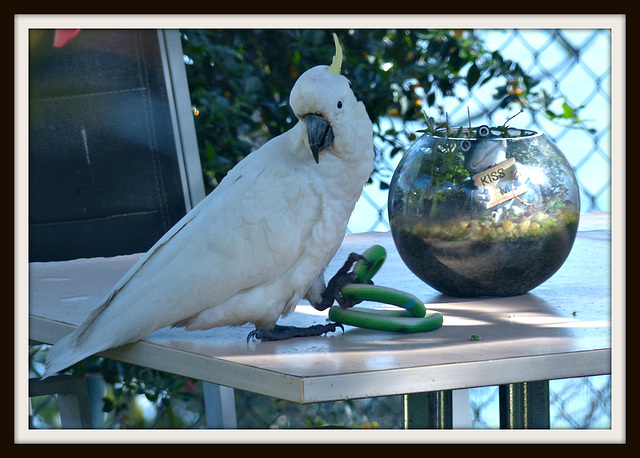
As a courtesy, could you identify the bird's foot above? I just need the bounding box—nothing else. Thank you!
[314,252,371,311]
[247,323,344,342]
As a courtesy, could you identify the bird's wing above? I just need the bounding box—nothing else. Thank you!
[45,130,324,377]
[72,129,321,345]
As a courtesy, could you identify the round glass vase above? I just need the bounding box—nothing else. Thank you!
[388,126,580,297]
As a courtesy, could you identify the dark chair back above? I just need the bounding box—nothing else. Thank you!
[29,29,204,262]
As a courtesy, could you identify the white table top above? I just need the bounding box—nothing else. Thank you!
[29,212,612,403]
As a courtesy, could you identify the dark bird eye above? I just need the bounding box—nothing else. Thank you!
[337,101,343,109]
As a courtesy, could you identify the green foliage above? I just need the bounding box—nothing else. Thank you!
[97,359,204,428]
[180,29,588,193]
[29,346,205,428]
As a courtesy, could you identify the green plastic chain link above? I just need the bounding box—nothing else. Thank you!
[328,245,443,333]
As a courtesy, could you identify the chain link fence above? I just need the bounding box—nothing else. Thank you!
[348,28,611,233]
[232,374,612,429]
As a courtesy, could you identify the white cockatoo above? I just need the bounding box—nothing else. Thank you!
[44,34,374,378]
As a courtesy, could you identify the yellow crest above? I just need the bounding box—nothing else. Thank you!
[327,33,343,74]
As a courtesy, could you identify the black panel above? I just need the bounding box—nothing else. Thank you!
[29,29,188,262]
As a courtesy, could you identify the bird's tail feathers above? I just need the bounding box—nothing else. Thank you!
[42,332,101,379]
[42,298,141,379]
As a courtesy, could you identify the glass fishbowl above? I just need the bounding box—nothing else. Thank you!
[388,126,580,297]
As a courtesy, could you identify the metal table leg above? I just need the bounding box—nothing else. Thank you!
[499,380,550,429]
[203,382,237,429]
[404,390,453,429]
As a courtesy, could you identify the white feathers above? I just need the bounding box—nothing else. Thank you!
[44,43,374,378]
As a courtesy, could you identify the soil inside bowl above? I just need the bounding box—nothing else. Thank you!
[392,209,579,297]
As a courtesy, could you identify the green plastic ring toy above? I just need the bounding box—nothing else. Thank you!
[328,245,443,333]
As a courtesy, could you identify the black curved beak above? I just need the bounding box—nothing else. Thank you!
[305,113,334,164]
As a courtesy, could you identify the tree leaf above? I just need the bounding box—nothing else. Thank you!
[466,62,480,88]
[562,101,575,119]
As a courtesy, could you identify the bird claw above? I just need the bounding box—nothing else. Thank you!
[314,251,373,311]
[247,322,344,342]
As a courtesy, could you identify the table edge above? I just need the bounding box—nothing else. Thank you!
[30,316,611,404]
